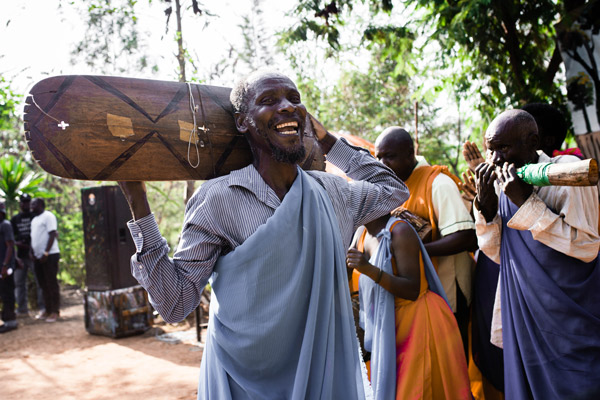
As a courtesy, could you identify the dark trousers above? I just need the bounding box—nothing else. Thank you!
[0,272,16,322]
[34,253,60,314]
[455,285,470,358]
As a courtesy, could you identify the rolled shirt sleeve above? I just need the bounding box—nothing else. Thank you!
[507,187,600,263]
[325,138,410,231]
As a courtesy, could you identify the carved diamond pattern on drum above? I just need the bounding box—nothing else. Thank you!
[24,75,247,181]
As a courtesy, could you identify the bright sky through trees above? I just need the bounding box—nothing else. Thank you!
[1,0,296,100]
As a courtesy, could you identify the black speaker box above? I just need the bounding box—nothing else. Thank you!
[82,186,138,290]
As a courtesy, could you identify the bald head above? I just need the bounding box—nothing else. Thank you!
[485,109,540,167]
[375,126,417,181]
[376,127,414,150]
[486,109,538,140]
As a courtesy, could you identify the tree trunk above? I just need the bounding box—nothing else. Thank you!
[173,0,195,203]
[582,106,592,133]
[175,0,187,83]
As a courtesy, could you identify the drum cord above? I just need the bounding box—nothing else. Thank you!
[186,82,201,168]
[186,82,216,176]
[30,95,70,130]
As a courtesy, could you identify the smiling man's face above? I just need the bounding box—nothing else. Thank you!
[240,73,307,164]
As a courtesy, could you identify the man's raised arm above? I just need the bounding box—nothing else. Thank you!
[309,116,409,231]
[118,181,217,323]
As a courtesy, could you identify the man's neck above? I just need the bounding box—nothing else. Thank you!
[364,215,389,237]
[253,156,299,201]
[401,158,419,181]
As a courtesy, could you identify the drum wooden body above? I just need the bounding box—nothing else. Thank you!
[23,75,323,181]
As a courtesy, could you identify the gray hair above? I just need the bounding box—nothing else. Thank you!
[230,69,290,114]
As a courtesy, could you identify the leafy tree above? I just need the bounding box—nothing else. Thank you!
[567,72,595,133]
[0,155,53,215]
[65,0,156,74]
[0,76,30,159]
[558,0,600,124]
[235,0,276,71]
[56,208,85,286]
[284,0,572,130]
[294,44,415,140]
[280,5,471,173]
[0,76,20,132]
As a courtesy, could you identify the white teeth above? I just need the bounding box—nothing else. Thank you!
[276,121,298,129]
[280,130,296,135]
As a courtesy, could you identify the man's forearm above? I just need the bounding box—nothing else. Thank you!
[119,181,151,221]
[424,229,478,257]
[45,231,57,254]
[4,241,14,265]
[508,190,600,262]
[127,213,215,323]
[474,207,502,264]
[317,132,337,155]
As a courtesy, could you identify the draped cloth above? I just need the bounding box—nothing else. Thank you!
[198,168,368,400]
[359,217,449,400]
[470,252,504,393]
[499,192,600,399]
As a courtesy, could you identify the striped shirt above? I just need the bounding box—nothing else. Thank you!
[127,139,409,322]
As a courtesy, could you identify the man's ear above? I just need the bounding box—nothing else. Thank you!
[235,112,249,134]
[527,132,540,152]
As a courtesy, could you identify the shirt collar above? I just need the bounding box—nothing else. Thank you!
[536,149,551,163]
[228,164,282,209]
[415,155,430,169]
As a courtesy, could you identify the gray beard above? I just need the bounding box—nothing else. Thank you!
[249,119,306,164]
[268,140,306,164]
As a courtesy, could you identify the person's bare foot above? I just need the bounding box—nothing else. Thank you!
[463,141,485,172]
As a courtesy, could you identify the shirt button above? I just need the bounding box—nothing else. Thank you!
[137,232,143,238]
[138,264,143,270]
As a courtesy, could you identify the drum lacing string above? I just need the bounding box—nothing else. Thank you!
[186,82,215,176]
[30,95,70,130]
[191,83,216,177]
[186,82,201,168]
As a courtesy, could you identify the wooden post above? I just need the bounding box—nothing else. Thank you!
[414,101,419,155]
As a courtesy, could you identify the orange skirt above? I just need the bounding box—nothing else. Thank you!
[394,290,471,400]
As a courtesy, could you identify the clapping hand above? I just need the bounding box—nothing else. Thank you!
[346,248,372,274]
[463,141,486,172]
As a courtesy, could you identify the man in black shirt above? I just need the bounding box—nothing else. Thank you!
[0,201,16,333]
[11,194,44,316]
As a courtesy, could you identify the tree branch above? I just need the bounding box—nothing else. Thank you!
[545,42,563,86]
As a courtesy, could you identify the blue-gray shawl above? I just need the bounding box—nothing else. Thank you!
[359,217,449,400]
[499,192,600,399]
[198,168,368,400]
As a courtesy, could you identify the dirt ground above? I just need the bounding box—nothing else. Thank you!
[1,286,206,400]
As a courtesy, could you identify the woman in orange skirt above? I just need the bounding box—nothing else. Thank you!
[347,214,470,400]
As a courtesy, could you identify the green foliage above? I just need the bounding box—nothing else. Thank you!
[297,56,414,141]
[567,72,595,133]
[0,77,29,158]
[0,76,21,132]
[558,1,600,125]
[39,177,86,287]
[236,0,275,71]
[281,3,472,173]
[65,0,155,74]
[410,0,565,113]
[57,210,85,286]
[285,0,571,147]
[146,181,186,251]
[0,155,54,215]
